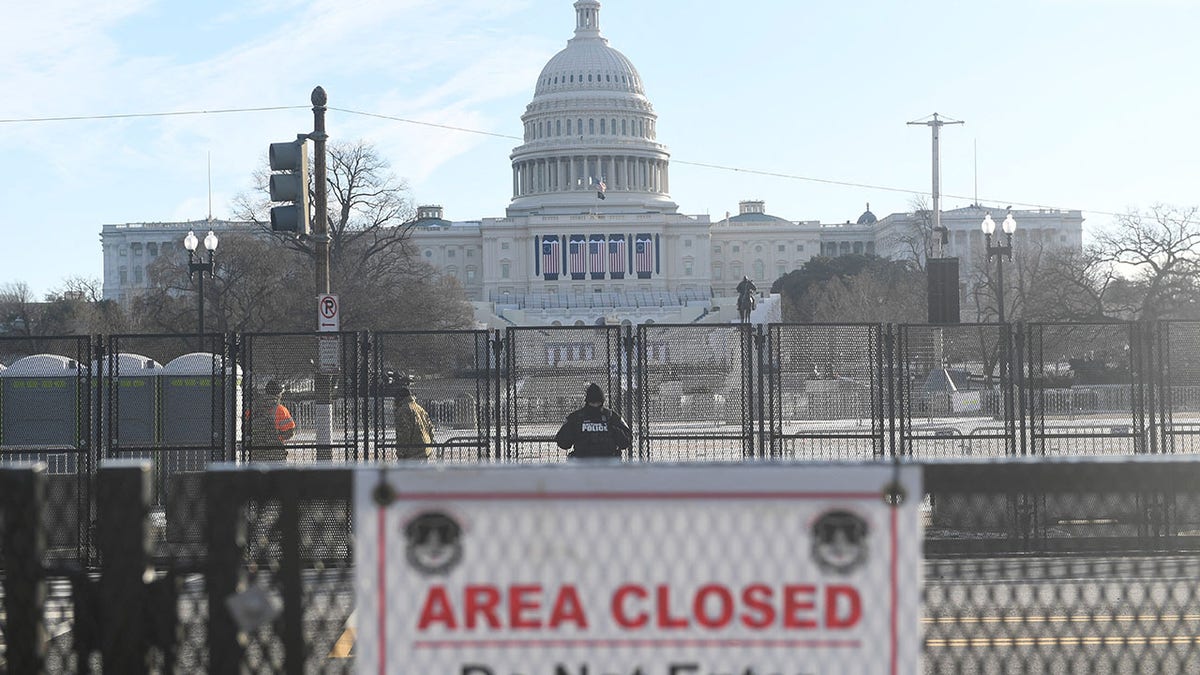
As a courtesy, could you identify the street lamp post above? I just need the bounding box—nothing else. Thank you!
[982,211,1017,454]
[981,211,1017,322]
[184,229,218,335]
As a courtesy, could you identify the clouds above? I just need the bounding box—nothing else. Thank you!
[1,0,546,295]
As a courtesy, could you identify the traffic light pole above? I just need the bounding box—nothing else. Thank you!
[311,86,334,460]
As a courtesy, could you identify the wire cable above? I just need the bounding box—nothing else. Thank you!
[0,103,1130,218]
[0,105,309,124]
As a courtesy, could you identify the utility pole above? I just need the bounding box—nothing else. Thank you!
[908,113,963,259]
[312,86,329,298]
[311,86,334,460]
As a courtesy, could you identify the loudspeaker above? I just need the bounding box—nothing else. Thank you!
[927,258,961,324]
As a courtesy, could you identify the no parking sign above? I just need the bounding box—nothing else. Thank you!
[318,294,339,332]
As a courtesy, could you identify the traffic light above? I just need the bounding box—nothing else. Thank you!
[268,138,310,236]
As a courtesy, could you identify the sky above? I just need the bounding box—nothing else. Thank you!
[3,0,1197,298]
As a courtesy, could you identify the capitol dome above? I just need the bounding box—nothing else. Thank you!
[507,0,677,216]
[856,203,878,225]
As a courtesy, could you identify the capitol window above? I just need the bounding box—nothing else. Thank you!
[685,239,692,248]
[622,119,627,135]
[570,75,574,82]
[600,119,606,134]
[588,74,592,82]
[501,241,510,250]
[556,120,561,135]
[448,249,456,258]
[501,262,511,279]
[467,267,476,281]
[732,245,740,253]
[797,244,805,251]
[589,119,595,134]
[778,244,785,252]
[424,250,433,258]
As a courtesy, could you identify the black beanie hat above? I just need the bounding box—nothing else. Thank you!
[585,382,605,404]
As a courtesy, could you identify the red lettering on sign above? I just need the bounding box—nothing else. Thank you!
[418,584,589,632]
[417,586,456,630]
[783,585,818,629]
[694,584,734,629]
[509,585,541,629]
[656,585,689,629]
[465,586,502,629]
[826,585,862,629]
[548,585,589,629]
[740,584,775,629]
[612,585,649,629]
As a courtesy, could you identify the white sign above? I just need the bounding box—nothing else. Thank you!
[951,390,983,413]
[355,464,921,675]
[317,335,341,374]
[317,293,340,332]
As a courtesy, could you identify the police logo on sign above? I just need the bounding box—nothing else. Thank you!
[405,511,463,576]
[811,509,869,575]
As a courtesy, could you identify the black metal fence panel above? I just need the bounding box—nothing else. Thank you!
[1028,322,1143,456]
[896,324,1016,459]
[1159,321,1200,454]
[240,332,365,464]
[370,330,498,463]
[505,325,625,461]
[768,323,885,460]
[636,323,749,460]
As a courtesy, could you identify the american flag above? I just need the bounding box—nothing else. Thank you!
[608,235,626,279]
[569,235,587,279]
[589,236,606,278]
[595,178,607,200]
[635,234,653,278]
[541,236,560,279]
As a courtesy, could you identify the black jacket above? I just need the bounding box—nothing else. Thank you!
[555,405,632,459]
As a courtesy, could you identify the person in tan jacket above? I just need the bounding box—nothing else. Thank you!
[391,374,434,461]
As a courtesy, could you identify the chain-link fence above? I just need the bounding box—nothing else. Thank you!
[8,459,1200,672]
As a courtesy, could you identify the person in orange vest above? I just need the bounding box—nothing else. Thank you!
[247,379,296,462]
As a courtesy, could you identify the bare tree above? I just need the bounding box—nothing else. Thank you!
[1093,205,1200,320]
[880,196,935,272]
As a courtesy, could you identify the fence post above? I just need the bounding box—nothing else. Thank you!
[278,473,305,675]
[98,459,153,674]
[3,463,47,675]
[754,325,767,459]
[495,329,508,460]
[207,468,245,673]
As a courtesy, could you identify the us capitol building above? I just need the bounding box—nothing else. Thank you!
[102,1,1083,326]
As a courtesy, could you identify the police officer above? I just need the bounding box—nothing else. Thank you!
[555,382,632,459]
